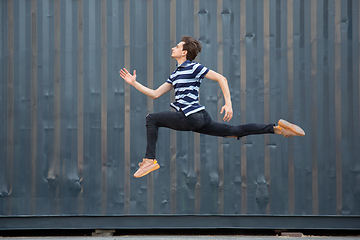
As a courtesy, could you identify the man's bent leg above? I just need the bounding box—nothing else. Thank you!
[145,111,192,159]
[137,111,192,178]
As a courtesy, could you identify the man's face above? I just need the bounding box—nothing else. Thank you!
[171,41,186,59]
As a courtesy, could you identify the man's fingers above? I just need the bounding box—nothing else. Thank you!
[220,106,232,122]
[119,68,135,79]
[223,112,233,122]
[120,71,127,79]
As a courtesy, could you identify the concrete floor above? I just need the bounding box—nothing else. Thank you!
[1,237,360,240]
[1,229,359,240]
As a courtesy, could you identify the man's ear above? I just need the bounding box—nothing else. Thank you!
[182,50,187,57]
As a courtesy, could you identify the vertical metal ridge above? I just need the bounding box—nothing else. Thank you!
[194,131,201,214]
[31,0,37,215]
[53,0,61,215]
[170,0,177,214]
[217,0,224,214]
[194,0,199,39]
[147,0,154,215]
[77,0,84,215]
[147,0,154,115]
[310,0,319,215]
[194,0,201,215]
[240,0,247,214]
[334,0,342,215]
[263,0,271,215]
[287,0,295,215]
[147,171,154,215]
[100,0,107,215]
[124,0,131,215]
[7,0,14,215]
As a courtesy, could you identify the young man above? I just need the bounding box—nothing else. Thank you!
[119,36,305,178]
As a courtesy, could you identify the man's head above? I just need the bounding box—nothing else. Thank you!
[171,36,202,61]
[180,36,202,61]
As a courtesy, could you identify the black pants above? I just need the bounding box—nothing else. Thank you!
[145,110,275,159]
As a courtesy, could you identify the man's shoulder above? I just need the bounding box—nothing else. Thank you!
[168,61,208,80]
[182,61,207,71]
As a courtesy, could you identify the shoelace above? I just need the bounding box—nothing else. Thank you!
[138,159,154,167]
[138,159,158,167]
[138,159,147,167]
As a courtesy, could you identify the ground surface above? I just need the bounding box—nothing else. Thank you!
[1,229,359,239]
[1,237,360,240]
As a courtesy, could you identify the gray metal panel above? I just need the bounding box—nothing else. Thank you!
[0,0,360,228]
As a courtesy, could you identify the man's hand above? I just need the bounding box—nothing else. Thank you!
[119,68,173,99]
[220,104,233,122]
[119,68,136,85]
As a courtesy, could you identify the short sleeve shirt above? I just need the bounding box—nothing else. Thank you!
[166,60,209,116]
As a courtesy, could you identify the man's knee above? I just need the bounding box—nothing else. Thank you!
[146,113,155,126]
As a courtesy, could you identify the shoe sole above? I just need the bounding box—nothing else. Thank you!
[278,119,305,136]
[134,164,160,178]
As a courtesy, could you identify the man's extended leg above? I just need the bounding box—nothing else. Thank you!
[195,110,304,138]
[195,110,274,138]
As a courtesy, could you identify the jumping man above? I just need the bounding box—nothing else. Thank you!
[119,36,305,178]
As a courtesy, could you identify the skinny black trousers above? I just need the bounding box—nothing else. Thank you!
[145,110,274,159]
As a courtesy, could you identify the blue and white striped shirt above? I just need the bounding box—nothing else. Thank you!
[166,60,209,116]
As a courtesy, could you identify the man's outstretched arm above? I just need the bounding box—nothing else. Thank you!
[204,70,233,122]
[119,68,173,99]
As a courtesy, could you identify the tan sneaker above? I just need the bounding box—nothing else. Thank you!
[134,158,160,178]
[277,119,305,137]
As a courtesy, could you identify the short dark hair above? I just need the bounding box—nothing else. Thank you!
[181,36,202,61]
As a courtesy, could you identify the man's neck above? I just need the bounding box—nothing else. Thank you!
[176,57,188,66]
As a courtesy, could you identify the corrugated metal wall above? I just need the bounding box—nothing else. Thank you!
[1,0,360,221]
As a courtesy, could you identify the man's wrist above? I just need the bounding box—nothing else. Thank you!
[225,101,232,107]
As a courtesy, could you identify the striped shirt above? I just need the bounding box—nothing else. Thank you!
[166,60,209,116]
